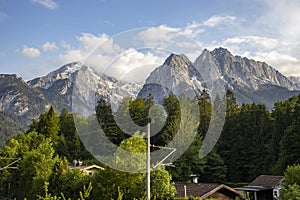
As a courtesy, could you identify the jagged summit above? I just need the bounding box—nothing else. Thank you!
[193,47,300,107]
[52,62,82,74]
[195,47,299,91]
[163,54,191,68]
[138,53,204,103]
[211,47,233,58]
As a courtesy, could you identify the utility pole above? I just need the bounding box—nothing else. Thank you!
[146,118,151,200]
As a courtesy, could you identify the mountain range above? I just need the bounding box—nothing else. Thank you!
[1,47,300,139]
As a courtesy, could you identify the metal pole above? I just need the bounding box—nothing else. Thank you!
[146,120,151,200]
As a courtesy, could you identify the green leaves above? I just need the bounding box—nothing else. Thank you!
[280,165,300,200]
[0,132,58,199]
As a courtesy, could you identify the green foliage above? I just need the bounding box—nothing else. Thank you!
[156,94,181,146]
[37,106,60,142]
[58,108,92,161]
[280,183,300,200]
[168,137,206,182]
[201,150,227,183]
[91,133,175,200]
[217,91,274,182]
[57,168,91,199]
[37,182,60,200]
[150,167,176,199]
[275,96,300,174]
[96,98,127,145]
[270,99,294,169]
[283,165,300,186]
[280,165,300,200]
[198,89,212,137]
[0,112,22,149]
[37,182,92,200]
[0,132,59,199]
[2,91,300,199]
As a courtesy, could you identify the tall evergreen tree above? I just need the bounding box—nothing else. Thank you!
[198,89,212,137]
[152,94,181,146]
[270,99,294,171]
[37,106,60,143]
[276,95,300,174]
[58,108,83,160]
[95,98,126,145]
[217,90,240,182]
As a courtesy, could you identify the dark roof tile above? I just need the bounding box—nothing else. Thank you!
[249,175,284,188]
[175,182,220,197]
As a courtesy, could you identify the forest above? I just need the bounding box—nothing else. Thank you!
[0,90,300,199]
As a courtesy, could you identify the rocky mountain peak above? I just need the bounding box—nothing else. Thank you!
[163,54,191,69]
[51,62,82,75]
[138,53,204,103]
[211,47,233,58]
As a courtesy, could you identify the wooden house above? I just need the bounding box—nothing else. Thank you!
[175,182,242,199]
[235,175,284,200]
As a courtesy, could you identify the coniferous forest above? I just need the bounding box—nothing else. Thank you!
[0,90,300,199]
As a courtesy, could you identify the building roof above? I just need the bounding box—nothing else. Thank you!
[175,182,242,198]
[70,164,104,171]
[235,186,271,192]
[249,175,284,188]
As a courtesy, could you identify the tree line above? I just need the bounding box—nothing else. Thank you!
[0,90,300,199]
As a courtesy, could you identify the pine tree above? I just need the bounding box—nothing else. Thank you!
[276,96,300,173]
[198,89,212,137]
[37,106,60,143]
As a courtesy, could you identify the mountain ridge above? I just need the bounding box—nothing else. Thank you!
[0,47,299,131]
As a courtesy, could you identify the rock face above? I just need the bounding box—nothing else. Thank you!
[289,76,300,89]
[1,47,300,130]
[0,74,49,124]
[28,62,142,114]
[193,48,300,107]
[194,47,298,91]
[138,54,204,103]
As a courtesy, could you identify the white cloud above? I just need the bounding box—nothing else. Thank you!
[106,48,165,82]
[31,0,58,10]
[136,25,201,58]
[258,0,300,41]
[59,30,188,82]
[254,51,298,68]
[203,15,236,27]
[20,46,41,58]
[76,32,119,54]
[182,22,204,38]
[137,25,181,48]
[42,42,58,51]
[223,36,278,50]
[60,40,71,50]
[58,33,122,74]
[58,49,83,63]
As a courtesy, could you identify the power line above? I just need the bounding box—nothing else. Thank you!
[0,158,21,171]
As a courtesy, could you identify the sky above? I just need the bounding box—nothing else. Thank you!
[0,0,300,81]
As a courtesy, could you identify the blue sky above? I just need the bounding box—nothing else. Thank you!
[0,0,300,80]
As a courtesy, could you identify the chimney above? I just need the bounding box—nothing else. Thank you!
[191,174,199,183]
[73,159,77,167]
